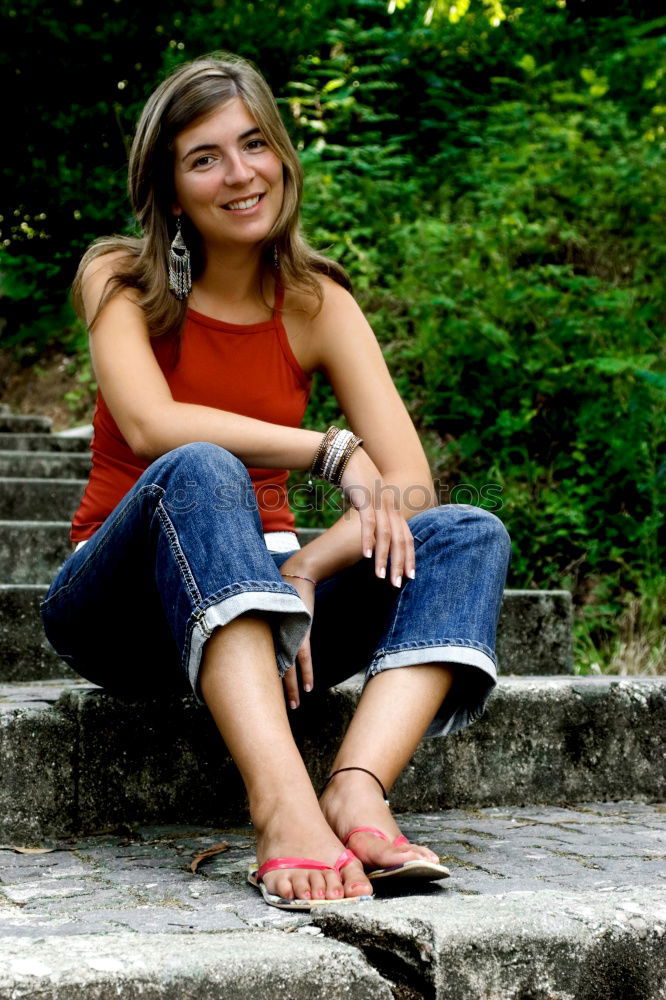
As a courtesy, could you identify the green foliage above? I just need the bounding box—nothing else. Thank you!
[1,0,664,669]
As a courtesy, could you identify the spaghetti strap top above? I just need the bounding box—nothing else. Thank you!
[70,280,313,544]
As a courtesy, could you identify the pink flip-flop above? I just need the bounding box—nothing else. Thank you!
[247,848,374,910]
[343,826,451,882]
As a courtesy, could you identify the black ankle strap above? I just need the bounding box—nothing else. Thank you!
[321,766,389,804]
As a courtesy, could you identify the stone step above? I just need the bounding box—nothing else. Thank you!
[0,478,86,520]
[0,677,663,842]
[0,522,571,683]
[0,586,74,682]
[0,414,52,434]
[0,574,571,685]
[0,522,71,584]
[0,432,90,453]
[0,522,323,584]
[0,450,91,478]
[0,804,663,999]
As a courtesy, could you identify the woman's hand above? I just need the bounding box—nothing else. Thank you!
[279,569,316,710]
[339,447,416,589]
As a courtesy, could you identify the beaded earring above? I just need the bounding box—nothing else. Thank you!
[168,217,192,299]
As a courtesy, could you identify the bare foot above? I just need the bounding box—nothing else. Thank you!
[319,769,441,872]
[252,797,373,902]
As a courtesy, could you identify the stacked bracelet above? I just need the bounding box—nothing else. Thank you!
[308,426,363,489]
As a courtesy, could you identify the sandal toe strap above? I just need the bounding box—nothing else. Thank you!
[257,850,360,883]
[256,856,335,883]
[343,826,390,847]
[343,827,412,849]
[334,848,359,874]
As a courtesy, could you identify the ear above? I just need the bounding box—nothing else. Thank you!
[171,206,182,217]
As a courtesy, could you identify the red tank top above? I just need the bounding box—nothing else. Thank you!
[70,281,313,544]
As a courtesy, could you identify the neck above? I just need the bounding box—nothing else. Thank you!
[194,243,269,306]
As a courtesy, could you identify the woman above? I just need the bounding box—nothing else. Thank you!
[40,52,512,911]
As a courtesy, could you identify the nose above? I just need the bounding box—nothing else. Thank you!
[224,150,255,187]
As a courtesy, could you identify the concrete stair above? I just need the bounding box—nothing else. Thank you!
[0,409,663,999]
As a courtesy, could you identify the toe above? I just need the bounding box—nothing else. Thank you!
[291,874,313,900]
[274,873,295,899]
[309,871,327,900]
[322,869,344,899]
[341,859,373,897]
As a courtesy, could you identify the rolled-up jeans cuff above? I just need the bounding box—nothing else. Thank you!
[365,643,497,739]
[187,590,311,703]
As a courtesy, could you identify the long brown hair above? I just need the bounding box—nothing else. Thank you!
[71,51,351,340]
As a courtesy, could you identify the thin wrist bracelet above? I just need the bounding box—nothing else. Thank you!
[281,572,316,585]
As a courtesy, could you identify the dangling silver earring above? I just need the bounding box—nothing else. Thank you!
[272,243,280,271]
[168,217,192,299]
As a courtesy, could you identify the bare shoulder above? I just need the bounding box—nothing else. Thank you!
[282,273,360,376]
[80,248,134,290]
[79,250,138,325]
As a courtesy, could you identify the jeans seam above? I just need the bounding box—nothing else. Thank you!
[155,501,202,607]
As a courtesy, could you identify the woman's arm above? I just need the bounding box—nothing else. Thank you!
[81,255,323,468]
[281,276,436,584]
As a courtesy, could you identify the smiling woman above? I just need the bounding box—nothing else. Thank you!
[171,99,285,252]
[40,51,511,913]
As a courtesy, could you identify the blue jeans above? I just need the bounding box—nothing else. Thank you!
[40,442,512,739]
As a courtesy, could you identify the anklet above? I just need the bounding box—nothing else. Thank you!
[321,767,389,805]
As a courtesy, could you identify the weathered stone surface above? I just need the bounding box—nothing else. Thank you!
[0,433,90,453]
[0,585,74,681]
[0,682,78,842]
[0,521,71,584]
[0,414,52,434]
[497,588,572,675]
[0,477,86,520]
[314,887,666,1000]
[389,675,666,811]
[1,804,662,935]
[0,678,664,839]
[62,686,250,832]
[0,931,392,999]
[0,805,663,999]
[0,451,91,479]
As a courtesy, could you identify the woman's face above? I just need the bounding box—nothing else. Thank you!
[171,96,284,252]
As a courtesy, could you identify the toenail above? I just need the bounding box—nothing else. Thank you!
[351,882,368,890]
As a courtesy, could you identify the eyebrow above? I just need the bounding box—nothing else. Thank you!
[181,127,263,162]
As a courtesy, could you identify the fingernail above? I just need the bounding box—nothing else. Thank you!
[408,568,415,579]
[394,575,402,588]
[289,700,298,710]
[378,567,386,579]
[364,548,373,558]
[304,683,312,693]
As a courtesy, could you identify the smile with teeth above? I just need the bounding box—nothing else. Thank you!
[223,193,263,211]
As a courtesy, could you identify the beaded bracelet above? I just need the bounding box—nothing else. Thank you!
[308,426,339,487]
[281,572,316,585]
